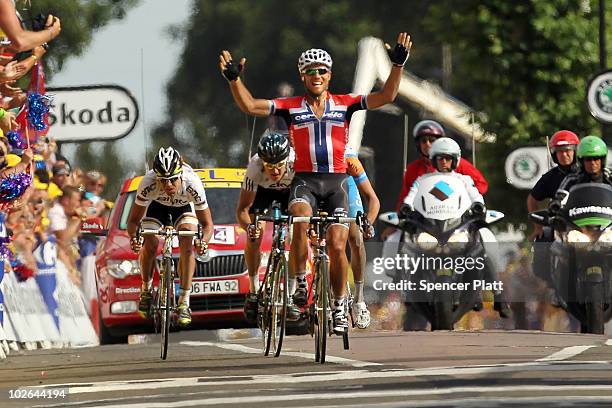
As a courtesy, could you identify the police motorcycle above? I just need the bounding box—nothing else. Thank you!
[380,173,504,330]
[529,183,612,334]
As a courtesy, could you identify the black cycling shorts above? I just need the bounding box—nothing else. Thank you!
[289,172,348,215]
[249,187,290,214]
[145,200,195,226]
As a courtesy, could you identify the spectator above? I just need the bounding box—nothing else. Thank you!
[47,185,85,284]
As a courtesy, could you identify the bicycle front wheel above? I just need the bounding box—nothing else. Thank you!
[271,255,288,357]
[315,259,329,364]
[160,257,173,360]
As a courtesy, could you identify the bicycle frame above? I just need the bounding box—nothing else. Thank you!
[137,223,200,360]
[255,204,290,357]
[291,213,357,363]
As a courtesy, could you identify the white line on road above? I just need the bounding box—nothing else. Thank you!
[536,345,596,361]
[605,339,612,346]
[180,340,383,367]
[34,360,611,395]
[77,385,612,408]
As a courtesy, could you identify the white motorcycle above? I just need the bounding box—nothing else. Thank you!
[380,173,504,330]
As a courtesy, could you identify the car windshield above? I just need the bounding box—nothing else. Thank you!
[118,187,241,229]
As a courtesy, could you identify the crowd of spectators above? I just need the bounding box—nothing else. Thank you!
[0,0,110,300]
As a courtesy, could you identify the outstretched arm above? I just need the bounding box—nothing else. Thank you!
[219,50,272,117]
[366,32,412,110]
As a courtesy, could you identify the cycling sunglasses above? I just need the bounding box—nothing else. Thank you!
[303,68,329,76]
[263,160,287,170]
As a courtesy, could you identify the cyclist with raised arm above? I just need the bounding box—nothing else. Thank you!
[236,131,294,323]
[127,147,214,327]
[220,32,412,333]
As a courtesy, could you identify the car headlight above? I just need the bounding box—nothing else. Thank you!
[416,232,438,250]
[599,229,612,243]
[448,231,469,244]
[107,260,141,279]
[567,230,591,243]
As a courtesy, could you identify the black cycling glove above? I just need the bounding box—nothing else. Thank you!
[222,61,243,82]
[388,43,410,66]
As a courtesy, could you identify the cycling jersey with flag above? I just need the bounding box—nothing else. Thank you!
[270,93,367,173]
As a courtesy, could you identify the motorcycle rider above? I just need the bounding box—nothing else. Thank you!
[527,130,580,295]
[557,135,611,193]
[382,120,488,240]
[402,137,512,318]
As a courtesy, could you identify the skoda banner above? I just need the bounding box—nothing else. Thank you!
[587,69,612,124]
[47,85,139,142]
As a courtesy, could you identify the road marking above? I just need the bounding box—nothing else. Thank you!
[33,360,611,395]
[605,339,612,346]
[536,345,596,361]
[180,340,383,367]
[73,385,612,408]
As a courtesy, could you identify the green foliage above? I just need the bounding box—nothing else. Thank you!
[425,0,601,145]
[16,0,140,73]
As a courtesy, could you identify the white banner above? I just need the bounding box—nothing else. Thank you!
[47,85,139,142]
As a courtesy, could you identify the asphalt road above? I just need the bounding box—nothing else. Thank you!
[1,329,611,408]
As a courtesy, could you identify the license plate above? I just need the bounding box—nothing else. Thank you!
[190,279,239,295]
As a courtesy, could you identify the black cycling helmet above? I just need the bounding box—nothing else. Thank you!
[257,130,290,164]
[153,147,182,178]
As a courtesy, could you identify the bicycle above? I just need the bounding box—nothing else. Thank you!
[251,202,290,357]
[135,218,203,360]
[291,211,361,364]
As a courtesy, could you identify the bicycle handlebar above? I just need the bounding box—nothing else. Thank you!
[139,228,200,237]
[291,216,357,224]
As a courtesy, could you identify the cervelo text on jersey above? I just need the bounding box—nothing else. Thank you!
[271,93,367,174]
[135,164,209,210]
[242,149,296,192]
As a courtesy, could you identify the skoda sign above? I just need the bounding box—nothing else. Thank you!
[47,85,139,142]
[587,69,612,124]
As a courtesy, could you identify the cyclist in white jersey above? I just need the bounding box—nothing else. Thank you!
[236,131,294,322]
[127,147,214,327]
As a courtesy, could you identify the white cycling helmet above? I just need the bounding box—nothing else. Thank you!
[429,137,461,170]
[298,48,333,72]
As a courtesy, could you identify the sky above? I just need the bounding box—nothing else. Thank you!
[49,1,192,171]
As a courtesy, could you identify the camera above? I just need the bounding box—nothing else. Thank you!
[31,11,59,32]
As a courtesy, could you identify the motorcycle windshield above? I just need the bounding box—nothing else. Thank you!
[565,183,612,228]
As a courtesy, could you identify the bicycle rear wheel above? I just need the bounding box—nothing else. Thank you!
[271,256,288,357]
[160,258,173,360]
[315,259,329,364]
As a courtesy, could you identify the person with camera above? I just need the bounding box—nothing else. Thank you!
[0,1,61,52]
[127,147,213,327]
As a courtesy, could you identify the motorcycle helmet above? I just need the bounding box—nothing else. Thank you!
[153,147,182,178]
[413,120,445,157]
[577,135,608,164]
[298,48,333,72]
[429,137,461,171]
[257,130,290,164]
[549,130,579,165]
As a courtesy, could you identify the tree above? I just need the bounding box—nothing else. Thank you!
[425,1,606,222]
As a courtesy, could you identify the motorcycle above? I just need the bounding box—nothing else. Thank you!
[529,183,612,334]
[379,173,504,330]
